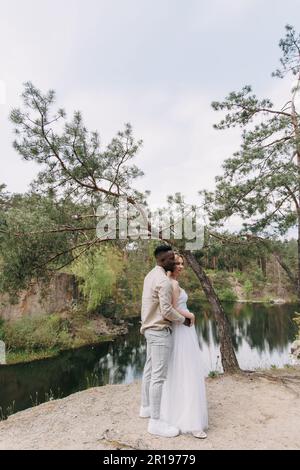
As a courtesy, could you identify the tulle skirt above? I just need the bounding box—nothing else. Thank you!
[160,323,208,433]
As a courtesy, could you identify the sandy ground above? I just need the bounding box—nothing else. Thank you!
[0,368,300,450]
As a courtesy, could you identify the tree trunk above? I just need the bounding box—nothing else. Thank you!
[298,221,300,302]
[273,252,297,290]
[183,250,240,373]
[261,256,267,278]
[291,98,300,302]
[71,274,80,302]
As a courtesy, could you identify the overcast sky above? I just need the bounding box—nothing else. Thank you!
[1,0,300,223]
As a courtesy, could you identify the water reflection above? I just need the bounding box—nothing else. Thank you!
[0,302,297,418]
[192,302,297,373]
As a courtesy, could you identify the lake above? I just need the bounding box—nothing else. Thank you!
[0,302,298,419]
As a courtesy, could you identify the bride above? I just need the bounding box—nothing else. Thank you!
[160,253,208,439]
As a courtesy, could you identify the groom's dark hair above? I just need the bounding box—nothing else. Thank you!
[154,245,172,259]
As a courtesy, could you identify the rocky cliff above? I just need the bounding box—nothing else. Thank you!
[0,273,78,320]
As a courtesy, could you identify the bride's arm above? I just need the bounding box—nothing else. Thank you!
[171,280,195,323]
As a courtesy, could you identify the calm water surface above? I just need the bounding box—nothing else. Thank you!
[0,302,298,418]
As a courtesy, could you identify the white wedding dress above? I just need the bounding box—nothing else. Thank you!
[160,288,208,433]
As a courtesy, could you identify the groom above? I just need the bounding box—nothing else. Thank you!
[139,245,190,437]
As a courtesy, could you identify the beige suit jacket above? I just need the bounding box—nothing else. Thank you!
[140,265,185,334]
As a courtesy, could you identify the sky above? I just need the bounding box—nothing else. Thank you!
[1,0,300,229]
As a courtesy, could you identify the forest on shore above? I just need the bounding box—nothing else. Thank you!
[2,25,300,371]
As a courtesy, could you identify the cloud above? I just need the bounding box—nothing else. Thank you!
[189,0,260,32]
[1,0,300,242]
[61,85,242,208]
[0,80,6,105]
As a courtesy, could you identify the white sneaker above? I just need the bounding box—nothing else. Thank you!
[139,406,151,418]
[148,419,180,437]
[192,430,207,439]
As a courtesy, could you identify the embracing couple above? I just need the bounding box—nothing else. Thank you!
[140,245,208,439]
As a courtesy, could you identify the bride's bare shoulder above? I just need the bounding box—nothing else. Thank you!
[170,279,179,288]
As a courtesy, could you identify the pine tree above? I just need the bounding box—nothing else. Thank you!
[202,25,300,300]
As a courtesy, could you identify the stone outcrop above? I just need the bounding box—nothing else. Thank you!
[0,273,78,320]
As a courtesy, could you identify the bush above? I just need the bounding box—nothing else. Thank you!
[211,270,232,290]
[2,314,72,352]
[249,268,265,285]
[205,270,238,302]
[69,246,123,312]
[73,324,98,345]
[233,270,247,281]
[243,279,253,300]
[218,288,238,302]
[208,370,220,378]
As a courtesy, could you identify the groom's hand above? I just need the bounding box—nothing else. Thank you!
[184,312,195,326]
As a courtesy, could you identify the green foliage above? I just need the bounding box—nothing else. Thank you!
[243,279,253,300]
[69,245,124,312]
[218,288,237,302]
[115,241,155,315]
[0,401,15,421]
[293,312,300,340]
[2,314,72,352]
[261,295,273,304]
[5,349,60,364]
[0,81,145,296]
[85,372,101,389]
[272,25,300,78]
[10,82,144,202]
[71,325,99,347]
[233,270,243,281]
[0,191,87,297]
[208,370,220,378]
[0,306,110,361]
[199,25,300,300]
[30,388,62,408]
[211,270,232,289]
[202,25,300,239]
[249,268,265,285]
[207,270,236,301]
